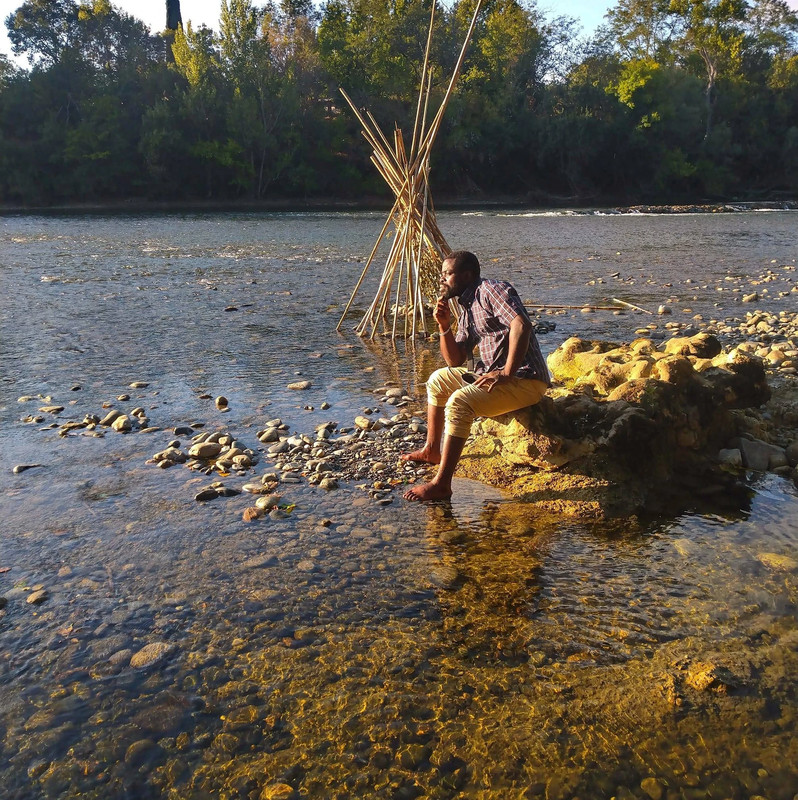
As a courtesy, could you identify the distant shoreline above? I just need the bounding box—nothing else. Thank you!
[1,197,796,216]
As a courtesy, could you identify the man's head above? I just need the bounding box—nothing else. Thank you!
[440,250,480,300]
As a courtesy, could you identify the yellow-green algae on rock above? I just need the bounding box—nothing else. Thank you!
[458,334,776,518]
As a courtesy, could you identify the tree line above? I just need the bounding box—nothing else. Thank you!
[1,0,797,206]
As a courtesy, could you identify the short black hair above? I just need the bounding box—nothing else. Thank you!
[445,250,480,279]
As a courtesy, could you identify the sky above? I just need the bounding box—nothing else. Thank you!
[1,0,797,63]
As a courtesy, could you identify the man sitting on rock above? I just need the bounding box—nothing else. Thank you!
[402,250,550,501]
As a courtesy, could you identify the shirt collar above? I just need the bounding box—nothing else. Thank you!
[457,278,482,309]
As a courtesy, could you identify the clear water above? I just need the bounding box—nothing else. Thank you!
[1,210,797,799]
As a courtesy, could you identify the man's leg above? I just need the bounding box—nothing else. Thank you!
[400,403,445,464]
[403,378,548,502]
[401,367,469,465]
[403,431,466,501]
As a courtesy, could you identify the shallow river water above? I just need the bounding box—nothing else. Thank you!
[1,209,798,800]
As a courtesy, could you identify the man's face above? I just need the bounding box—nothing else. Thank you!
[439,258,473,300]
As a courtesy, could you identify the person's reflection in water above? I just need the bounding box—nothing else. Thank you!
[422,497,552,665]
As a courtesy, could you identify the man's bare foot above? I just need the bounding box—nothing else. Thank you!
[403,482,452,502]
[400,446,441,465]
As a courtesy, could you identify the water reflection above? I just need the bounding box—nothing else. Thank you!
[2,212,798,799]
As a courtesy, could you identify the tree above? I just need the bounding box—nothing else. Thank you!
[668,0,748,140]
[604,0,678,60]
[5,0,80,65]
[166,0,182,31]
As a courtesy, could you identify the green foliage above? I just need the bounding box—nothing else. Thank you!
[1,0,797,206]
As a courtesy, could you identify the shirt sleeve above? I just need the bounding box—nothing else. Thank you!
[483,281,527,326]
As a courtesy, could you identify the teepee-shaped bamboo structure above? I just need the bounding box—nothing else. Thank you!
[337,0,483,339]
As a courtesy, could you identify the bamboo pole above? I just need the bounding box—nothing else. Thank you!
[611,298,654,314]
[338,0,482,339]
[411,0,436,159]
[336,194,403,331]
[525,303,630,311]
[411,0,483,173]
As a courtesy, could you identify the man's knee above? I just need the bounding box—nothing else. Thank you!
[444,389,476,438]
[426,367,459,406]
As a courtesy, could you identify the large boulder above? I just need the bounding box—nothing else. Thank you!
[458,334,771,518]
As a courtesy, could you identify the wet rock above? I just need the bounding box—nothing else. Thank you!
[287,381,311,390]
[718,448,742,467]
[255,494,282,510]
[430,566,460,589]
[99,409,122,426]
[129,381,149,388]
[242,507,263,522]
[194,488,219,502]
[458,334,774,518]
[731,437,787,471]
[26,589,49,605]
[12,464,43,474]
[756,552,798,571]
[684,661,738,692]
[189,442,223,459]
[261,784,296,800]
[124,738,162,767]
[215,396,228,410]
[39,405,64,414]
[130,642,173,669]
[640,777,665,800]
[111,415,132,433]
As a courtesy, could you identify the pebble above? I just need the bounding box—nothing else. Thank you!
[287,381,311,390]
[129,381,149,388]
[215,396,228,409]
[26,589,49,605]
[756,552,798,571]
[12,464,43,474]
[261,784,296,800]
[130,642,173,668]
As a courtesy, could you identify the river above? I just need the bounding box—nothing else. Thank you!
[1,209,797,799]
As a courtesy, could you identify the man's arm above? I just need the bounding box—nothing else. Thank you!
[474,313,532,391]
[434,297,468,367]
[500,313,532,377]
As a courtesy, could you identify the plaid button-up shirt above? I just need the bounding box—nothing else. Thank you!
[454,279,550,384]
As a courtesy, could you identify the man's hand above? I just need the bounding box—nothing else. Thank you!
[434,296,452,331]
[474,370,511,392]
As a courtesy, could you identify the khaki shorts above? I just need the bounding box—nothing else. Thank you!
[426,366,548,439]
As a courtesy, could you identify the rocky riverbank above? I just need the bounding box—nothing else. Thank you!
[457,315,798,517]
[11,309,798,524]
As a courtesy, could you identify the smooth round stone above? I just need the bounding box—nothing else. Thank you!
[261,784,296,800]
[124,739,160,767]
[189,442,223,459]
[100,409,122,426]
[111,415,132,432]
[287,380,311,390]
[26,589,49,605]
[12,464,43,474]
[215,396,229,409]
[255,494,282,510]
[756,552,798,571]
[130,642,173,668]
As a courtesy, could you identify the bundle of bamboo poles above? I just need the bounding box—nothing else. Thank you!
[336,0,483,340]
